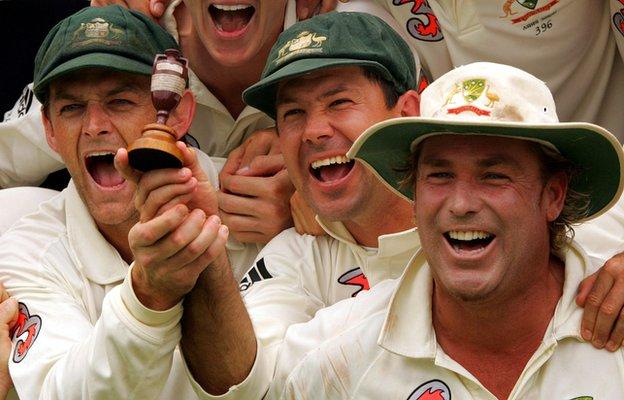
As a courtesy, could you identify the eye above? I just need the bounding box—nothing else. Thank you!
[109,98,135,108]
[329,98,352,108]
[59,103,83,114]
[281,108,304,119]
[483,172,510,181]
[427,172,453,181]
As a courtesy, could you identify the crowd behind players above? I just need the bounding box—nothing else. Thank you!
[0,0,623,399]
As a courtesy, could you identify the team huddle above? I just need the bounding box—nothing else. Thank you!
[0,1,623,399]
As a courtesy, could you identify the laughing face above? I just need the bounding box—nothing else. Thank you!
[413,135,566,302]
[183,0,288,67]
[275,67,409,223]
[42,70,154,229]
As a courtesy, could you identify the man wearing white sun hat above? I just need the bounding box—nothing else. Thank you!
[266,61,624,400]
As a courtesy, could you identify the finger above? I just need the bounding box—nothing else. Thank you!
[141,176,197,221]
[220,172,287,198]
[239,154,286,177]
[0,298,18,328]
[295,0,310,20]
[145,208,208,262]
[129,204,189,248]
[593,278,624,349]
[220,145,245,182]
[581,270,614,343]
[218,192,260,217]
[237,134,276,171]
[606,308,624,351]
[134,168,193,210]
[0,283,8,304]
[150,0,167,17]
[167,214,222,268]
[114,148,142,186]
[576,272,598,307]
[319,0,338,14]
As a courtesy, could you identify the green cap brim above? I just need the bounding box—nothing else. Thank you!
[243,57,395,119]
[347,117,624,221]
[34,52,153,101]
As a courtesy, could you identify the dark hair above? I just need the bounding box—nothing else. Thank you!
[400,140,590,253]
[361,67,401,108]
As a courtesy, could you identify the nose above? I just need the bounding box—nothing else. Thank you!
[83,102,112,137]
[302,111,333,145]
[448,180,482,218]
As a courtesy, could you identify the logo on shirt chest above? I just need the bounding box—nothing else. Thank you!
[407,379,451,400]
[12,302,42,363]
[337,267,370,297]
[500,0,560,35]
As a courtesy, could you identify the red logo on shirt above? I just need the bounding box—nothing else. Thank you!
[614,1,624,37]
[12,302,42,363]
[394,0,444,42]
[407,380,451,400]
[338,268,370,297]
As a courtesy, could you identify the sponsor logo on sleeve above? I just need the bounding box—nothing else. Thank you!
[393,0,444,42]
[407,379,451,400]
[12,302,42,363]
[3,86,34,122]
[239,258,273,292]
[337,267,370,297]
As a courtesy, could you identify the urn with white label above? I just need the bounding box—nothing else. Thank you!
[127,49,189,171]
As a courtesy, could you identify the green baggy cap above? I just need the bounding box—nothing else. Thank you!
[33,5,179,102]
[243,11,417,119]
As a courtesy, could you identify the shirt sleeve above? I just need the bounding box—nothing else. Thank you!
[3,247,183,399]
[0,84,65,188]
[574,193,624,267]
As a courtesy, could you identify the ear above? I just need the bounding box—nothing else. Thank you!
[41,105,60,154]
[168,89,196,140]
[395,89,420,117]
[542,171,568,222]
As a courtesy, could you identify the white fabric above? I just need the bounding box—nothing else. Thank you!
[186,218,420,399]
[575,190,624,264]
[0,186,58,234]
[268,243,624,399]
[375,0,624,141]
[0,182,187,399]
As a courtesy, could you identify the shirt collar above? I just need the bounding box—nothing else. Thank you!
[65,181,128,285]
[378,242,592,358]
[317,217,419,259]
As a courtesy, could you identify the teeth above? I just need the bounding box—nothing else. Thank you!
[213,4,252,11]
[311,155,351,170]
[87,151,115,158]
[448,231,492,241]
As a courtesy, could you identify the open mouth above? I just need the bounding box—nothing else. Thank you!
[444,230,495,254]
[85,152,125,188]
[310,155,355,183]
[209,4,255,33]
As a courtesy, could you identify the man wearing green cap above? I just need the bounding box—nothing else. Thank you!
[125,11,624,399]
[265,61,624,399]
[0,6,235,399]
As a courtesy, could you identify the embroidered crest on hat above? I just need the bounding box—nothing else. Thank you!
[71,17,125,47]
[443,78,500,117]
[275,31,327,65]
